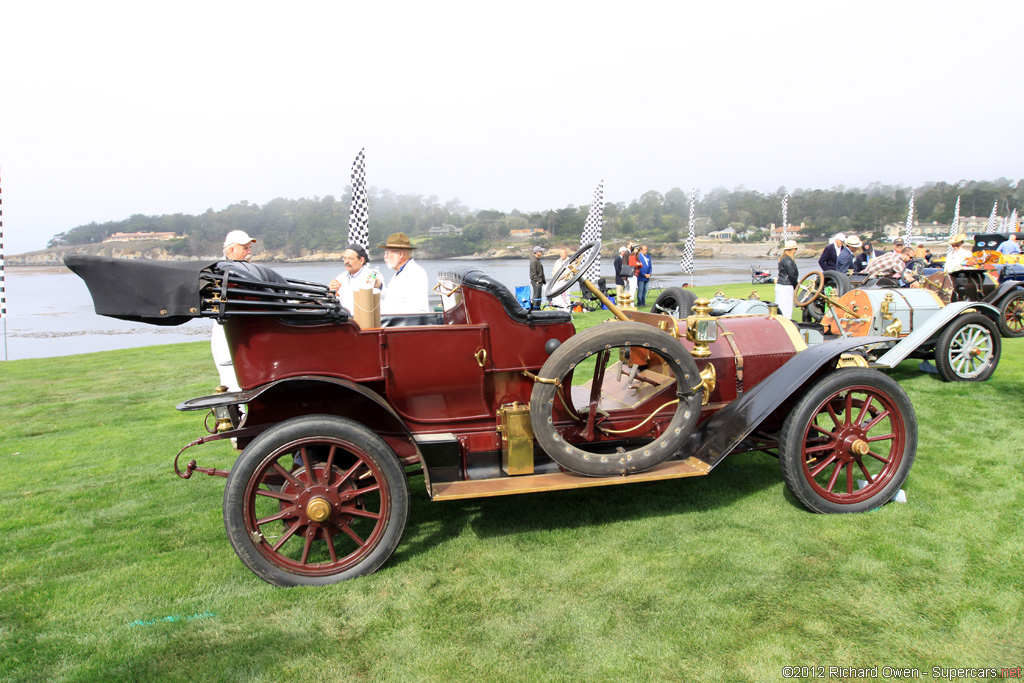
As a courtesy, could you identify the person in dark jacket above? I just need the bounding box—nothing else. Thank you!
[529,245,546,309]
[853,242,874,272]
[613,245,630,302]
[837,234,859,273]
[817,233,845,272]
[775,239,800,319]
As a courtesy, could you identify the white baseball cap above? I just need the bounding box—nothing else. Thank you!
[223,230,257,247]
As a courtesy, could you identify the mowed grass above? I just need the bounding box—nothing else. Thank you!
[2,301,1023,682]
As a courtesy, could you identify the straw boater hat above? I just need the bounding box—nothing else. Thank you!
[378,232,417,250]
[845,235,861,248]
[949,233,967,246]
[783,239,798,250]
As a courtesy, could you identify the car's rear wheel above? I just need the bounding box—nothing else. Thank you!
[779,369,916,513]
[933,313,1000,382]
[804,270,852,322]
[530,322,703,476]
[650,286,697,318]
[224,415,409,587]
[996,290,1024,338]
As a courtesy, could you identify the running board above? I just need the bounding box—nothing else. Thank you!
[430,457,711,501]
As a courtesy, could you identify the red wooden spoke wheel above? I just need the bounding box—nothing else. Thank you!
[224,415,409,586]
[779,369,916,513]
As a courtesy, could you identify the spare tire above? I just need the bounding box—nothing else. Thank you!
[650,286,697,318]
[529,322,703,476]
[805,270,852,322]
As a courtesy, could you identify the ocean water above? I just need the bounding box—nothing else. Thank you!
[0,256,818,361]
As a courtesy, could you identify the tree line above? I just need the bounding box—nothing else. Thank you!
[48,178,1023,257]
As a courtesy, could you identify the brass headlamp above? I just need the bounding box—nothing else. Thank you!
[686,298,718,358]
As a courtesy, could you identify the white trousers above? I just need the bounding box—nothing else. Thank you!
[775,284,795,319]
[211,322,240,392]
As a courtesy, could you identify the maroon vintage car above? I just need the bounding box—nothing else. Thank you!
[68,242,918,587]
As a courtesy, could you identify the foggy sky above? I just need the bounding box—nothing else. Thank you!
[1,0,1021,254]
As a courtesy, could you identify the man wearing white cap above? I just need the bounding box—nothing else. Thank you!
[818,233,845,272]
[211,230,258,391]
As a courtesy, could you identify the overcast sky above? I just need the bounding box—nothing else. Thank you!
[2,0,1021,254]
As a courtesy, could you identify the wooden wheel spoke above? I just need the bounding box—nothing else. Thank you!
[856,460,876,484]
[339,521,366,547]
[323,528,339,562]
[339,505,381,521]
[809,453,838,478]
[863,409,891,431]
[299,527,316,565]
[320,445,338,485]
[256,508,294,526]
[824,461,844,492]
[271,461,303,488]
[333,460,365,490]
[271,519,304,552]
[854,396,874,427]
[299,447,315,486]
[865,449,892,464]
[256,486,295,502]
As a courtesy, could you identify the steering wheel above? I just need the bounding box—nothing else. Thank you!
[546,240,602,298]
[794,271,824,307]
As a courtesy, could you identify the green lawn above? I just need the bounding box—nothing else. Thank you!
[1,309,1022,682]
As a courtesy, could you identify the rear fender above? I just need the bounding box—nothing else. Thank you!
[686,336,893,470]
[177,375,424,473]
[872,301,1001,368]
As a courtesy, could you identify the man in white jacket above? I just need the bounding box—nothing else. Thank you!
[379,233,429,314]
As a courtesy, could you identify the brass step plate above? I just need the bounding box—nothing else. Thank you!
[430,457,711,501]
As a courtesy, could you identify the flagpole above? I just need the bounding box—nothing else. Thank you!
[1,165,7,361]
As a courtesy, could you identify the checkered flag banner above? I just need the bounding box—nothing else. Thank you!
[903,192,915,246]
[986,202,999,234]
[580,181,604,284]
[0,167,5,320]
[948,196,960,259]
[347,148,369,251]
[781,194,789,243]
[1009,209,1019,233]
[680,189,697,276]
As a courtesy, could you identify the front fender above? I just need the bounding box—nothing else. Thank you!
[872,301,1000,368]
[686,336,892,470]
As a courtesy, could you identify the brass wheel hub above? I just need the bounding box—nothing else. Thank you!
[306,497,332,522]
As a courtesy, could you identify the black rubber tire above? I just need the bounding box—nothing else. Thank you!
[805,270,852,322]
[650,287,697,318]
[779,369,916,514]
[223,415,409,587]
[529,322,703,476]
[933,313,1000,382]
[996,289,1024,338]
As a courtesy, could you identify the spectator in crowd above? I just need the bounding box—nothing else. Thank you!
[997,234,1021,256]
[636,245,653,307]
[914,243,928,260]
[775,239,799,320]
[864,246,919,285]
[853,241,874,272]
[889,237,905,254]
[379,232,429,314]
[838,235,859,273]
[626,245,641,302]
[328,244,385,314]
[529,245,546,309]
[212,230,259,392]
[818,233,845,272]
[944,234,974,273]
[613,246,630,302]
[550,248,572,310]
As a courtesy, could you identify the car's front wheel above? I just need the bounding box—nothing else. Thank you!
[778,369,916,514]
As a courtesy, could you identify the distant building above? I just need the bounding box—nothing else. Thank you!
[882,217,989,241]
[767,223,804,242]
[509,228,548,241]
[104,231,178,242]
[428,224,462,236]
[707,227,736,240]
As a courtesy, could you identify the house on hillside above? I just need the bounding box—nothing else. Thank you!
[104,231,178,242]
[509,228,548,241]
[767,223,804,242]
[428,224,462,236]
[707,227,736,240]
[881,217,989,242]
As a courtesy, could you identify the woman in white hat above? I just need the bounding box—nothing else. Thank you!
[944,233,974,273]
[775,239,800,319]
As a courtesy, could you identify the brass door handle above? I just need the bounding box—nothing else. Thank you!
[474,349,487,368]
